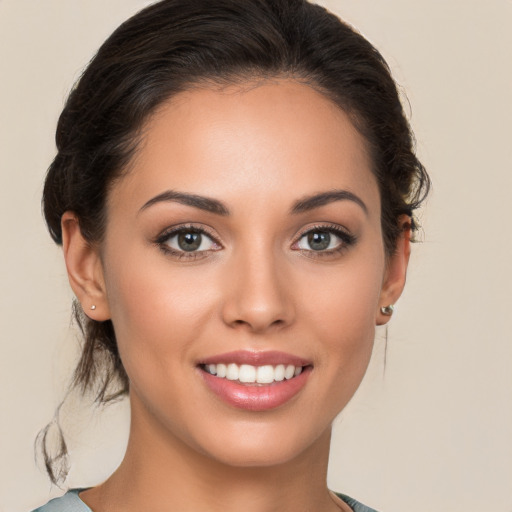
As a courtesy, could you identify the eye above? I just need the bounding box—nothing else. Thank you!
[155,225,221,258]
[294,225,356,254]
[165,230,215,252]
[297,230,338,251]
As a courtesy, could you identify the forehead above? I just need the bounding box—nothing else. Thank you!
[110,79,379,216]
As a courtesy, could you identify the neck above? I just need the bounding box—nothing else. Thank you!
[81,394,341,512]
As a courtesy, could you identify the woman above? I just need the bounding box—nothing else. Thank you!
[33,0,429,511]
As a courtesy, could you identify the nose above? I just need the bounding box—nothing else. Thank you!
[220,244,295,333]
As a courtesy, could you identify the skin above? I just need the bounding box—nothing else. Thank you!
[62,80,410,512]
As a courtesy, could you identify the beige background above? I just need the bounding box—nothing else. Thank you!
[1,1,511,511]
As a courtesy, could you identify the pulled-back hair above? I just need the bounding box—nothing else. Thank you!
[41,0,429,483]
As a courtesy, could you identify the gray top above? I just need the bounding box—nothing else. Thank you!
[32,489,379,512]
[32,490,91,512]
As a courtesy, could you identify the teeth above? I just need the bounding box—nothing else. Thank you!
[204,363,304,383]
[216,364,227,378]
[274,364,285,381]
[284,364,295,380]
[256,365,274,384]
[239,364,257,383]
[226,363,239,380]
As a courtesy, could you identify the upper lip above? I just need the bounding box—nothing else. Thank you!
[199,350,311,367]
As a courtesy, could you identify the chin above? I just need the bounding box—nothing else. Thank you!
[186,416,333,469]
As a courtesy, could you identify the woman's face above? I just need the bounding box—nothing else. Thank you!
[69,80,407,467]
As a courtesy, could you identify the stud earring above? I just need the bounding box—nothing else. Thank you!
[90,305,97,311]
[380,304,394,316]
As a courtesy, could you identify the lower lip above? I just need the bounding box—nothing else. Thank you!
[200,367,311,411]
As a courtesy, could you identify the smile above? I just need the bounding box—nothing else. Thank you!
[198,351,312,411]
[203,363,303,384]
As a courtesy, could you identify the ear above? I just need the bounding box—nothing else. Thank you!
[376,215,411,326]
[61,211,111,321]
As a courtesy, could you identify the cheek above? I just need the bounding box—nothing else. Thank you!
[298,248,384,373]
[102,247,216,372]
[301,270,381,421]
[303,254,383,331]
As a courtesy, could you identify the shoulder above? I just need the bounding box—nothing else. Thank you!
[30,489,92,512]
[336,492,381,512]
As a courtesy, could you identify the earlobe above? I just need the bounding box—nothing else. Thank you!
[61,212,110,321]
[376,216,411,326]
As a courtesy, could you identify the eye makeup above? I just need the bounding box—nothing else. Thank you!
[152,220,357,262]
[291,223,357,260]
[153,223,222,260]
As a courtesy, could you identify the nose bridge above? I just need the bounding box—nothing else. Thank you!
[221,236,294,332]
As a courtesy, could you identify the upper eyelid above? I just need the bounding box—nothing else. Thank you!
[154,222,354,248]
[292,223,356,250]
[295,223,353,238]
[156,223,220,243]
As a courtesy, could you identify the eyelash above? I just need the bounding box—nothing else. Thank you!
[154,223,356,261]
[154,224,222,260]
[293,224,357,259]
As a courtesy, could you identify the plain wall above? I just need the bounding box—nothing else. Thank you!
[1,1,511,511]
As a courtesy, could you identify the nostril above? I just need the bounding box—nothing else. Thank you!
[230,317,286,331]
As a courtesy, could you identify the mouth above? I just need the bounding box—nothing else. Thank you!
[200,363,305,385]
[198,351,312,411]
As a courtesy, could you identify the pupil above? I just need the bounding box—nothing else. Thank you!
[308,231,330,251]
[178,232,201,251]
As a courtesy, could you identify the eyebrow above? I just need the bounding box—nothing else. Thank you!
[139,188,367,217]
[139,190,230,216]
[291,189,368,215]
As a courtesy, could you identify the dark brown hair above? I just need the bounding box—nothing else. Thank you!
[41,0,429,483]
